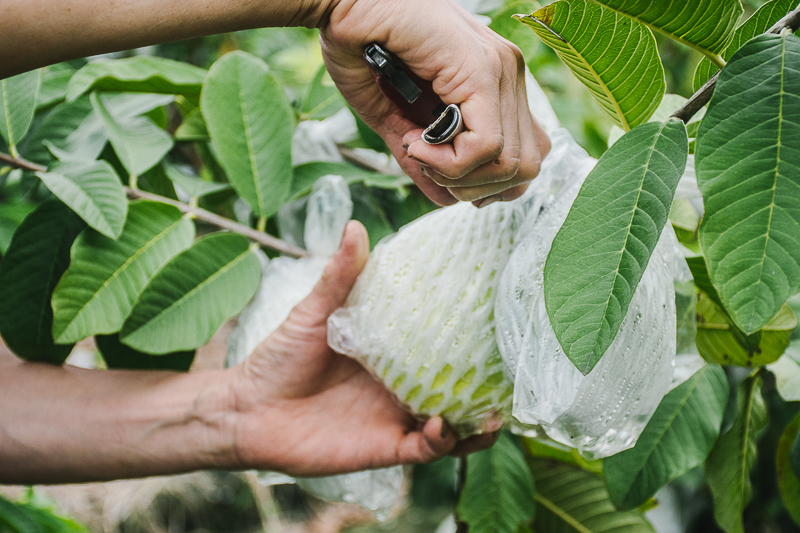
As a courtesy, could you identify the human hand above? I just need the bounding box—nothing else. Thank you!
[229,221,498,477]
[320,0,551,207]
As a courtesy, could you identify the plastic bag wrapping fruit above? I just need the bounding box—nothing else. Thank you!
[495,136,680,459]
[226,175,404,518]
[327,198,530,438]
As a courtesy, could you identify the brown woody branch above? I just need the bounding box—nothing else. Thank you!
[0,151,308,257]
[671,3,800,124]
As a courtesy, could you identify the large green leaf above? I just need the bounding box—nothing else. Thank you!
[696,33,800,334]
[777,413,800,527]
[201,51,295,218]
[36,65,75,111]
[529,458,655,532]
[768,341,800,401]
[591,0,742,66]
[696,292,795,367]
[96,333,195,371]
[66,57,207,102]
[51,201,194,344]
[91,92,173,177]
[0,201,85,363]
[793,427,800,481]
[0,494,89,533]
[515,0,665,130]
[457,433,535,533]
[36,160,127,239]
[604,365,729,510]
[0,199,35,254]
[300,64,345,121]
[544,119,688,374]
[693,0,795,91]
[120,233,261,353]
[0,70,41,153]
[489,0,541,66]
[705,375,767,533]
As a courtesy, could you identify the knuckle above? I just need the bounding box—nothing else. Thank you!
[494,155,521,181]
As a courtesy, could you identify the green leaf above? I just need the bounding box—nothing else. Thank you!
[96,333,195,371]
[604,365,729,510]
[36,160,127,238]
[66,57,207,102]
[300,64,345,121]
[351,184,395,249]
[292,162,411,200]
[174,107,208,141]
[696,33,800,334]
[0,495,45,533]
[693,0,795,91]
[36,65,75,111]
[0,199,35,254]
[91,92,173,177]
[515,0,665,130]
[51,201,194,344]
[489,1,541,65]
[457,433,536,533]
[120,233,261,353]
[201,51,295,218]
[529,458,655,533]
[590,0,742,66]
[0,70,41,152]
[164,163,231,198]
[792,427,800,481]
[777,412,800,527]
[0,494,89,533]
[0,200,85,363]
[705,375,767,533]
[670,198,699,242]
[767,340,800,401]
[696,291,795,367]
[544,119,688,374]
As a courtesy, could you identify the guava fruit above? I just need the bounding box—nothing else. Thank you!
[328,199,527,437]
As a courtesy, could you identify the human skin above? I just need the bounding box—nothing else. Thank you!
[0,222,499,484]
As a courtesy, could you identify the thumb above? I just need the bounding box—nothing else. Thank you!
[291,220,370,326]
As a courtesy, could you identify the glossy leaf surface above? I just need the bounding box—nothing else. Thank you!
[696,33,800,334]
[120,233,261,353]
[0,70,41,151]
[51,202,194,344]
[777,413,800,527]
[544,119,688,373]
[515,0,665,130]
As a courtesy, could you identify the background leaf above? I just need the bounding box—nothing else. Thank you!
[201,51,295,218]
[515,0,665,130]
[291,162,410,200]
[300,65,345,121]
[544,119,688,373]
[0,200,85,363]
[36,160,127,238]
[696,292,795,367]
[96,333,195,371]
[705,375,767,533]
[51,201,194,344]
[164,163,231,198]
[457,432,535,533]
[768,341,800,402]
[693,0,795,90]
[1,70,41,153]
[91,92,174,177]
[174,108,209,141]
[529,458,655,532]
[604,365,729,510]
[120,233,261,353]
[696,33,800,334]
[591,0,742,64]
[66,57,206,102]
[777,412,800,527]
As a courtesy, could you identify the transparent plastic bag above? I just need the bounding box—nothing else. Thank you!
[328,198,531,438]
[226,175,403,517]
[495,131,679,459]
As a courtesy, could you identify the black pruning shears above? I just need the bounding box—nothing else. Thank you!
[363,43,463,145]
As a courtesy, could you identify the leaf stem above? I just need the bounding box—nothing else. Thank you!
[0,151,308,258]
[671,3,800,124]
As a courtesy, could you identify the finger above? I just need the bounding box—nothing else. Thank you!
[449,430,501,457]
[387,125,457,206]
[289,220,369,325]
[396,416,457,464]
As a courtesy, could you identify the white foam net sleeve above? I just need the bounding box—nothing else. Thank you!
[225,175,403,518]
[495,131,678,459]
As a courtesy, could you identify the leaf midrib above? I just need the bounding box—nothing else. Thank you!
[735,376,759,507]
[2,79,14,147]
[234,58,265,216]
[39,167,113,235]
[534,492,592,533]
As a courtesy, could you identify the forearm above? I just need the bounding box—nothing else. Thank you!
[0,0,338,78]
[0,350,240,484]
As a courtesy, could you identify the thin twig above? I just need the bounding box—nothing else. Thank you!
[671,3,800,124]
[0,151,308,257]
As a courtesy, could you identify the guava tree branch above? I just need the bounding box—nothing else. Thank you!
[671,3,800,124]
[0,151,308,257]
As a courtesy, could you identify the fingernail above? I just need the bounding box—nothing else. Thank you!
[420,164,431,178]
[440,421,450,440]
[402,144,409,151]
[476,195,501,209]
